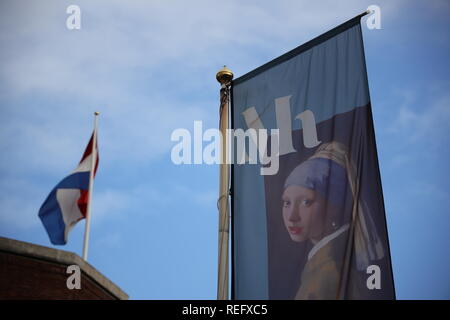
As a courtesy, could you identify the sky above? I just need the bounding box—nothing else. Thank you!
[0,0,449,300]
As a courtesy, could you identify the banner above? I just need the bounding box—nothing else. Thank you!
[231,14,395,299]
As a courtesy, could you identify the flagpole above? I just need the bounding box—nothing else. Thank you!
[216,66,233,300]
[82,112,99,261]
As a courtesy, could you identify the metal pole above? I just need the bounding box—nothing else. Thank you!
[82,112,99,261]
[216,66,233,300]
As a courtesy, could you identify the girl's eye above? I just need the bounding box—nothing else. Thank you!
[282,200,290,208]
[301,199,312,207]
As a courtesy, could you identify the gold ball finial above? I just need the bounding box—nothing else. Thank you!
[216,65,234,85]
[94,111,100,116]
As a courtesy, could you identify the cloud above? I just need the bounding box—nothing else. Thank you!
[91,189,131,223]
[0,178,43,230]
[0,178,129,231]
[171,184,218,210]
[408,180,450,202]
[95,232,122,249]
[92,181,218,222]
[192,190,218,208]
[0,0,407,95]
[388,86,450,145]
[0,0,409,176]
[0,0,410,237]
[0,179,164,233]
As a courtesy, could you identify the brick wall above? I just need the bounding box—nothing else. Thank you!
[0,237,128,300]
[0,251,117,299]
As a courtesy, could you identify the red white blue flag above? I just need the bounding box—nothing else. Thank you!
[39,132,99,245]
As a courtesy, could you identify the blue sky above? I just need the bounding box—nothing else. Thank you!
[0,0,449,299]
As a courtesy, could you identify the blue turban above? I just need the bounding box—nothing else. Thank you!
[284,157,348,207]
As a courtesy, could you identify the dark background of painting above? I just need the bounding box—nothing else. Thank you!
[264,104,395,299]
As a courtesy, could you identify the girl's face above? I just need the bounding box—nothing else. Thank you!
[281,185,327,243]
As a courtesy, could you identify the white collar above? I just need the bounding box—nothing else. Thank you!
[307,224,350,261]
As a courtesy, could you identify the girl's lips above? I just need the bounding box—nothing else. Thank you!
[288,226,303,234]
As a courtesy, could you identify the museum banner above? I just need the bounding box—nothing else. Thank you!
[231,14,395,300]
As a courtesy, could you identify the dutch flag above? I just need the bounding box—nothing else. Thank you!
[39,131,99,245]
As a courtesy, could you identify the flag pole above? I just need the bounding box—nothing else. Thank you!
[216,66,233,300]
[82,111,99,261]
